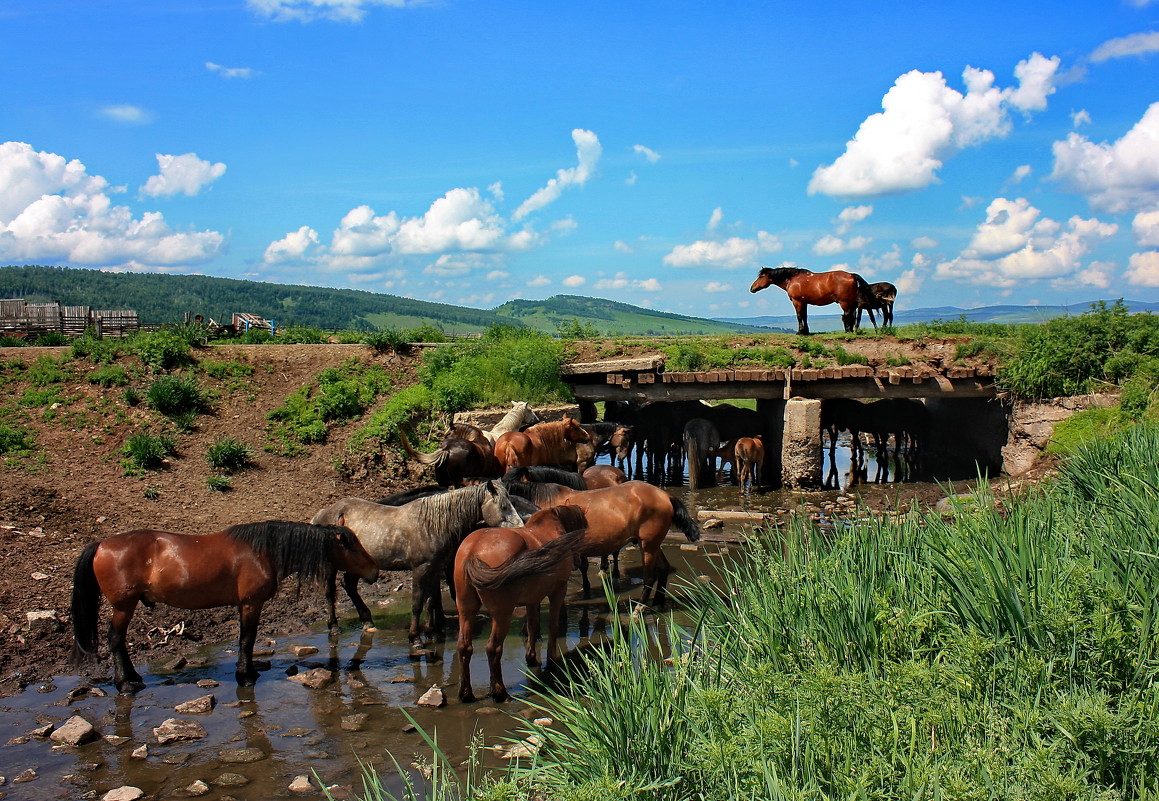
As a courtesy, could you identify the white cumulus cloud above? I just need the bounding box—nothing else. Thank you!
[562,275,586,288]
[0,141,225,268]
[704,281,732,293]
[513,129,601,220]
[141,153,227,198]
[814,234,872,255]
[1134,210,1159,246]
[1050,102,1159,213]
[911,235,938,250]
[1126,251,1159,286]
[809,53,1060,197]
[836,204,873,234]
[100,105,153,125]
[263,226,322,265]
[936,197,1118,287]
[663,231,782,268]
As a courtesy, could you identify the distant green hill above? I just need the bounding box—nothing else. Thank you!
[494,295,776,335]
[0,265,776,337]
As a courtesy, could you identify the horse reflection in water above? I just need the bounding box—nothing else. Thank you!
[70,521,379,692]
[822,398,931,488]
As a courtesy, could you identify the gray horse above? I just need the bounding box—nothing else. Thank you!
[312,481,522,643]
[684,417,722,489]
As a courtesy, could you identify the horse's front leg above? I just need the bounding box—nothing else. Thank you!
[236,603,263,686]
[544,585,568,673]
[456,587,481,703]
[792,299,809,335]
[340,571,376,631]
[577,555,592,598]
[108,602,145,693]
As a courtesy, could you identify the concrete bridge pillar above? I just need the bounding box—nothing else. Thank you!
[781,397,823,488]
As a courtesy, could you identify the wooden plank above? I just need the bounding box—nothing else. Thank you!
[561,355,666,375]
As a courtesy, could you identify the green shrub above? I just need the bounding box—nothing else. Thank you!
[832,344,869,366]
[33,331,70,346]
[19,386,64,407]
[267,361,392,454]
[407,324,448,343]
[350,383,436,452]
[87,365,129,387]
[274,325,327,344]
[201,359,254,379]
[235,327,275,344]
[885,352,911,367]
[0,335,26,347]
[146,374,210,417]
[26,356,69,386]
[123,430,176,471]
[133,330,193,371]
[206,437,253,472]
[363,328,409,354]
[0,423,34,456]
[71,333,127,364]
[205,474,232,492]
[123,386,141,406]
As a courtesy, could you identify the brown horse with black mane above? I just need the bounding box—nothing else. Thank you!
[71,521,379,692]
[750,266,876,335]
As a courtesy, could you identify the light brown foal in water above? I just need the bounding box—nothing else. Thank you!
[735,435,764,492]
[455,505,588,702]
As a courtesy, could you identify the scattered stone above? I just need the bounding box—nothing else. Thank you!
[389,674,412,683]
[212,773,250,788]
[14,768,37,783]
[679,543,699,550]
[50,715,98,746]
[533,717,553,726]
[239,709,256,719]
[401,723,417,733]
[195,679,219,688]
[291,645,318,657]
[161,656,188,672]
[29,723,54,738]
[153,718,207,745]
[417,686,445,708]
[26,610,59,633]
[131,744,148,759]
[340,713,368,732]
[101,787,144,801]
[284,727,313,738]
[161,752,190,765]
[175,695,216,714]
[37,682,57,693]
[31,571,49,581]
[251,647,275,657]
[287,667,332,689]
[179,779,210,797]
[218,747,267,764]
[288,775,314,793]
[499,735,543,759]
[6,735,30,746]
[703,518,724,529]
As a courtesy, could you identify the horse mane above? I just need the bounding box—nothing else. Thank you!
[546,504,586,533]
[504,465,586,490]
[449,423,486,442]
[225,520,355,583]
[525,420,572,448]
[376,485,446,505]
[504,480,566,507]
[409,482,511,539]
[758,266,810,284]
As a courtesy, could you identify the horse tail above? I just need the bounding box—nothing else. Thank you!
[398,429,448,468]
[464,529,587,592]
[71,541,102,666]
[670,497,702,543]
[852,273,876,307]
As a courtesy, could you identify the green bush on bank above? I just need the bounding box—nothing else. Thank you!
[266,360,392,454]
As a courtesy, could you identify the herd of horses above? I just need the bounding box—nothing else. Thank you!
[69,265,911,700]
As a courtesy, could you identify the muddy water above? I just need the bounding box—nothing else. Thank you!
[0,441,930,800]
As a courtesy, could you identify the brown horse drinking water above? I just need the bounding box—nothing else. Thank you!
[455,505,588,702]
[70,521,379,692]
[750,266,876,335]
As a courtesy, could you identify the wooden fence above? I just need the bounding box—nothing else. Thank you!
[0,299,139,338]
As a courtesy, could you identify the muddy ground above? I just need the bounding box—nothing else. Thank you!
[0,337,1019,698]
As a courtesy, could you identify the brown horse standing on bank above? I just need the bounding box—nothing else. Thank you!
[750,266,876,335]
[70,521,379,692]
[455,505,588,703]
[494,418,591,471]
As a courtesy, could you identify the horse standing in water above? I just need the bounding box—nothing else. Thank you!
[455,505,588,703]
[70,521,379,692]
[505,480,701,605]
[311,481,522,643]
[493,418,591,471]
[735,435,765,492]
[750,266,876,335]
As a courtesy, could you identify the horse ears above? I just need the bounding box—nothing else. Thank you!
[337,513,345,528]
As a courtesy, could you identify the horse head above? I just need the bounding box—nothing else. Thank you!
[750,265,808,293]
[610,425,633,460]
[563,417,591,443]
[329,525,379,583]
[481,480,523,528]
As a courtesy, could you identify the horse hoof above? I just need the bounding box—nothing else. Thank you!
[525,655,540,668]
[363,624,378,633]
[492,689,510,703]
[117,680,146,694]
[460,692,477,704]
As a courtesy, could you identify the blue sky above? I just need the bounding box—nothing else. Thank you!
[3,0,1158,320]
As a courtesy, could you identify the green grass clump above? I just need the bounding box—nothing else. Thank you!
[26,356,70,386]
[33,331,70,346]
[832,344,869,365]
[146,374,211,418]
[206,437,253,472]
[0,423,35,456]
[123,430,176,471]
[885,352,911,366]
[87,364,129,387]
[201,359,254,379]
[205,474,232,492]
[267,360,392,454]
[133,329,193,371]
[71,333,129,364]
[363,328,409,354]
[0,335,26,347]
[274,325,328,344]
